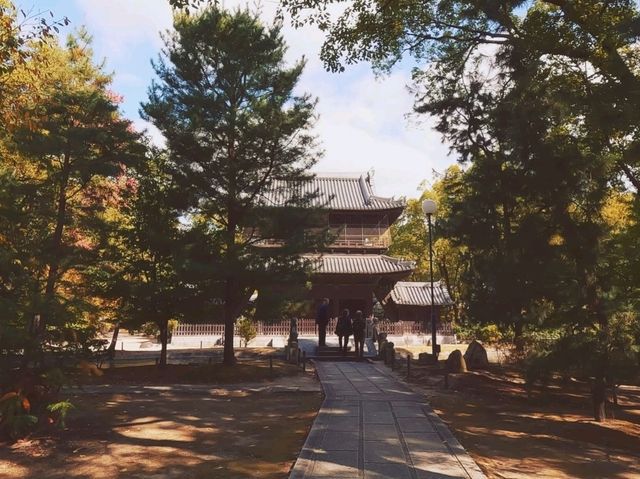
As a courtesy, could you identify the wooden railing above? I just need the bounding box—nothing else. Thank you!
[331,235,389,248]
[254,235,389,249]
[174,319,453,336]
[252,224,392,249]
[175,323,226,336]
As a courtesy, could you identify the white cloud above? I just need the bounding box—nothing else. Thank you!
[72,0,173,57]
[133,118,166,148]
[72,0,453,199]
[307,69,451,198]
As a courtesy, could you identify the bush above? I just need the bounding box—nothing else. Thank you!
[237,317,257,348]
[139,321,159,337]
[0,392,37,439]
[0,368,76,440]
[476,324,503,344]
[47,399,75,429]
[523,315,640,392]
[137,319,179,341]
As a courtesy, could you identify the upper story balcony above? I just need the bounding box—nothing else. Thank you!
[253,223,392,251]
[329,224,391,250]
[253,174,404,251]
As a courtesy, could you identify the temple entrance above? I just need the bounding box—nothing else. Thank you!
[338,298,368,316]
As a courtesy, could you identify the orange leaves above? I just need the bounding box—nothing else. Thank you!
[0,390,30,412]
[0,391,18,403]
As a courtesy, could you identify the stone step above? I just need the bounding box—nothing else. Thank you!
[316,346,351,352]
[316,352,357,358]
[311,355,369,362]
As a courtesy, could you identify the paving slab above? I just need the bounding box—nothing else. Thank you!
[289,361,487,479]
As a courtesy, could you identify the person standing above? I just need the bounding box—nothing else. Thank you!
[335,308,353,355]
[352,310,366,358]
[316,298,330,347]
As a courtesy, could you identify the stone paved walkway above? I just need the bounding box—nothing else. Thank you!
[290,361,486,479]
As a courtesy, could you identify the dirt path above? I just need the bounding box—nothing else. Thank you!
[1,387,321,478]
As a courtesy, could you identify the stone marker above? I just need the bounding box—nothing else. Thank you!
[377,332,388,353]
[445,349,467,373]
[378,339,388,360]
[418,352,440,366]
[464,340,489,369]
[384,342,395,365]
[289,340,299,364]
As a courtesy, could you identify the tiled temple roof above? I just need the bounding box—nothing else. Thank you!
[263,173,405,211]
[305,254,415,275]
[389,281,454,306]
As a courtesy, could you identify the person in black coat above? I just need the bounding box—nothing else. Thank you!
[352,310,366,358]
[335,308,353,355]
[316,298,330,347]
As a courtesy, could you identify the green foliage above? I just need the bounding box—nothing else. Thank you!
[0,366,78,438]
[46,399,74,429]
[139,322,160,338]
[0,0,69,84]
[474,325,503,345]
[236,317,257,347]
[281,0,640,420]
[141,5,328,365]
[524,315,640,390]
[1,25,144,361]
[0,392,37,439]
[389,166,468,323]
[136,320,179,339]
[41,367,68,393]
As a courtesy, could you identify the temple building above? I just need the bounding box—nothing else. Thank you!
[264,172,454,329]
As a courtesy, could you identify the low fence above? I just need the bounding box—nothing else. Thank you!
[174,319,453,337]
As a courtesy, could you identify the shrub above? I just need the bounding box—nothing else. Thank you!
[140,321,159,337]
[47,399,75,429]
[476,324,503,344]
[0,368,77,440]
[237,317,257,347]
[523,315,640,393]
[0,392,38,439]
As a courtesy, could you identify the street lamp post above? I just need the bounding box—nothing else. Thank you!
[422,199,438,359]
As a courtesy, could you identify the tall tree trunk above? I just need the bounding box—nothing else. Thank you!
[514,320,524,353]
[27,155,71,367]
[585,268,610,422]
[222,277,238,366]
[223,312,236,366]
[159,319,168,369]
[222,185,238,366]
[41,155,71,335]
[106,324,120,360]
[593,375,607,422]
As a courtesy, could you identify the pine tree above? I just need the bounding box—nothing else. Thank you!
[142,6,324,366]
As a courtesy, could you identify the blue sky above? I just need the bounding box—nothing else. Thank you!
[17,0,453,198]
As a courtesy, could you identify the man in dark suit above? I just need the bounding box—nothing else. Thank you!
[316,298,330,347]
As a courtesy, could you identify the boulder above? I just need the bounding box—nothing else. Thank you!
[445,350,467,373]
[464,340,489,369]
[418,352,437,365]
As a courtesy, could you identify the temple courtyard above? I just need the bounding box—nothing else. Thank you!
[4,349,638,478]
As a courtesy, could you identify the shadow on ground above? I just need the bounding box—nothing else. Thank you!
[0,388,321,479]
[421,369,640,479]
